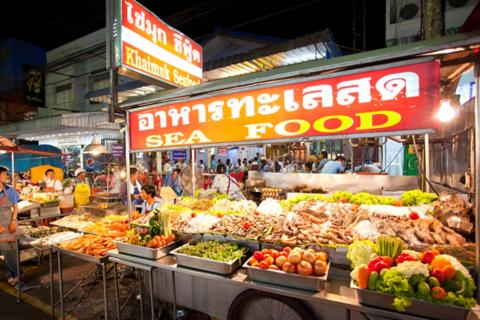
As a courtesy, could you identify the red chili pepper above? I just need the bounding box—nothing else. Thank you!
[191,213,197,218]
[253,211,260,216]
[409,211,420,220]
[368,257,389,273]
[380,256,394,268]
[421,251,436,264]
[216,213,223,218]
[243,222,251,229]
[396,252,416,264]
[340,197,348,203]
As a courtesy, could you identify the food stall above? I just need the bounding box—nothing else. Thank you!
[40,33,480,319]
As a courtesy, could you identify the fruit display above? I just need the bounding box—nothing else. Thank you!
[247,247,328,277]
[348,238,477,312]
[175,240,246,263]
[58,234,116,257]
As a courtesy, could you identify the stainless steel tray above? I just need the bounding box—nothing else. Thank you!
[54,245,109,264]
[170,244,243,275]
[356,288,471,320]
[116,241,177,260]
[243,260,329,291]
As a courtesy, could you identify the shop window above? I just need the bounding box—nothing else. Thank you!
[55,83,73,108]
[91,71,110,91]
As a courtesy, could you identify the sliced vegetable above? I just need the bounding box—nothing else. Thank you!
[431,286,447,300]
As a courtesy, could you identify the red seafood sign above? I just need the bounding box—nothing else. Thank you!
[129,60,440,150]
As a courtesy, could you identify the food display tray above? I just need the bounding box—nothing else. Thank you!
[243,260,329,291]
[170,244,243,275]
[54,245,109,264]
[355,288,471,320]
[116,241,177,260]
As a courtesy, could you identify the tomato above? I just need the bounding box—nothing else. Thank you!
[430,268,445,283]
[275,256,287,268]
[442,266,456,281]
[252,262,261,268]
[409,211,420,220]
[279,251,288,258]
[314,260,327,276]
[265,256,275,266]
[253,251,265,261]
[268,264,280,270]
[271,250,280,259]
[431,286,447,300]
[283,247,292,254]
[302,251,316,264]
[287,252,302,264]
[259,261,270,269]
[297,261,313,276]
[247,258,258,266]
[282,262,296,273]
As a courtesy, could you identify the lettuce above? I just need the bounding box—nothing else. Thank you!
[347,240,376,269]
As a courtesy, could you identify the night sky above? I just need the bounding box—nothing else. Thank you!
[1,0,386,53]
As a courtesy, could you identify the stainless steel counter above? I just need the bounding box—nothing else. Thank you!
[108,250,479,320]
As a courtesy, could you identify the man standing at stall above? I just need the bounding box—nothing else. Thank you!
[74,168,91,207]
[321,156,346,174]
[139,184,162,214]
[0,166,23,288]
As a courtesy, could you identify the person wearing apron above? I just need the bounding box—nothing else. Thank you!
[44,168,63,192]
[0,166,21,287]
[120,167,143,210]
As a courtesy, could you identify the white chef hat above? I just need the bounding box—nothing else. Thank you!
[74,168,86,176]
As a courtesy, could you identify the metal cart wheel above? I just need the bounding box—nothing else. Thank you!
[227,289,313,320]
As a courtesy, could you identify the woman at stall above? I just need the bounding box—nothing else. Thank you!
[211,164,244,200]
[74,168,91,207]
[0,166,24,289]
[163,168,182,196]
[44,169,63,192]
[120,167,143,208]
[139,184,161,214]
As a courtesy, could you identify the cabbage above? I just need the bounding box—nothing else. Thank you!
[347,240,377,269]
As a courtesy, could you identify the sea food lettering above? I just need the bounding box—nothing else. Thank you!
[137,71,419,131]
[145,130,211,148]
[244,111,402,139]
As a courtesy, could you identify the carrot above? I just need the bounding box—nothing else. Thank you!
[358,265,370,289]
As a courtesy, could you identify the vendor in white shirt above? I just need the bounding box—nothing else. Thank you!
[44,169,63,192]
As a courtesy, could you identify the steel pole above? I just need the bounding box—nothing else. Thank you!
[191,149,196,196]
[474,60,480,301]
[424,134,430,193]
[11,152,14,186]
[126,112,132,221]
[107,0,117,123]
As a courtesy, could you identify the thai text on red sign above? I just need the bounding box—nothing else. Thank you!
[129,60,440,150]
[121,0,202,87]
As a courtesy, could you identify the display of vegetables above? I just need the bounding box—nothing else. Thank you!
[281,190,437,209]
[247,247,328,277]
[349,241,477,312]
[125,207,175,248]
[376,236,406,260]
[400,190,438,206]
[176,241,246,263]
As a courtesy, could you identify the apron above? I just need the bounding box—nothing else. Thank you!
[46,179,57,192]
[74,183,91,207]
[0,190,15,242]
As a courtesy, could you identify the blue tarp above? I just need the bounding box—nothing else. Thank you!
[0,145,63,172]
